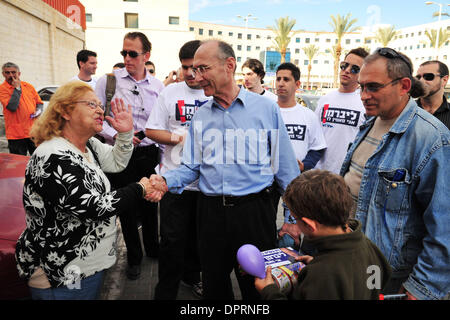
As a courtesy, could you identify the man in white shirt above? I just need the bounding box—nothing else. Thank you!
[314,47,368,174]
[145,40,211,300]
[275,62,327,248]
[70,50,97,89]
[242,58,277,101]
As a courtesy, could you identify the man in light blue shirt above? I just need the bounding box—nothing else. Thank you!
[149,40,300,300]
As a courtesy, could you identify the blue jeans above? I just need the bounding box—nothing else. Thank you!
[30,271,105,300]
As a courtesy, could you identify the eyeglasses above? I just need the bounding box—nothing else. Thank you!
[376,47,412,75]
[359,77,404,93]
[340,62,361,74]
[191,63,218,78]
[415,73,441,81]
[120,50,145,58]
[148,69,155,74]
[75,100,104,110]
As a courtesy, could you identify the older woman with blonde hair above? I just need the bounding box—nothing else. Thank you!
[15,81,155,300]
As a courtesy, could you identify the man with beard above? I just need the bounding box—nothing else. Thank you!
[145,40,211,299]
[0,62,43,155]
[314,48,368,174]
[415,60,449,129]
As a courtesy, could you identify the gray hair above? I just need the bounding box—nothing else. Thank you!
[2,62,20,72]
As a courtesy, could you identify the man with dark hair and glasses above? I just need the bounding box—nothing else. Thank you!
[341,48,450,300]
[416,60,449,129]
[95,32,164,281]
[314,47,368,174]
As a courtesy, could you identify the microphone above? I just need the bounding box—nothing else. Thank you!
[131,85,139,95]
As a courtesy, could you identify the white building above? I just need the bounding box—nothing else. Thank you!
[80,0,193,81]
[80,0,449,90]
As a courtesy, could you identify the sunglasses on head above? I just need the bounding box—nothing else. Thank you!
[415,73,441,81]
[340,62,360,74]
[376,48,413,75]
[120,50,145,58]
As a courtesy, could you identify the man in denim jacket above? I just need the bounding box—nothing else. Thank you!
[341,48,450,300]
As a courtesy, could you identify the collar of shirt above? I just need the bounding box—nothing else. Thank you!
[210,87,248,111]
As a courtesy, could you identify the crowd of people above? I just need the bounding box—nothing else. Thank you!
[1,30,449,300]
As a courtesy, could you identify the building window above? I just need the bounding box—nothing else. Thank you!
[324,60,330,64]
[313,60,318,64]
[256,35,261,39]
[209,30,213,36]
[305,38,310,43]
[86,13,92,22]
[295,48,300,54]
[247,34,251,40]
[296,38,300,43]
[218,31,222,35]
[256,46,260,50]
[267,36,272,40]
[124,13,138,28]
[326,38,331,43]
[315,38,320,43]
[247,46,251,51]
[169,16,179,25]
[238,33,242,39]
[304,60,309,65]
[199,28,203,35]
[356,39,361,43]
[189,27,194,32]
[294,59,299,65]
[229,32,233,36]
[346,39,351,44]
[237,57,241,62]
[123,0,138,2]
[237,45,242,51]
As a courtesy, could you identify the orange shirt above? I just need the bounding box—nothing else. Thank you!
[0,81,42,140]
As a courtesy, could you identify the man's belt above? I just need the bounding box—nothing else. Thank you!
[208,186,273,207]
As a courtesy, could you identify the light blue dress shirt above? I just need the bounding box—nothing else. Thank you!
[163,88,300,196]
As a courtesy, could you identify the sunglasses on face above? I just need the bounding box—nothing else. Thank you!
[359,77,404,93]
[148,69,155,74]
[120,50,145,58]
[376,47,413,75]
[340,62,360,74]
[415,73,441,81]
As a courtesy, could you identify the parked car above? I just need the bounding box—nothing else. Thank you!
[0,153,30,299]
[296,94,320,112]
[37,85,59,110]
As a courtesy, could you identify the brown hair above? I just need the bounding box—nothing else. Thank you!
[30,81,93,146]
[283,170,352,230]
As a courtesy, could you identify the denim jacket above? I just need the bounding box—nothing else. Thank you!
[340,98,450,300]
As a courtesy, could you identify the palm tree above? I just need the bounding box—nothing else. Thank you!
[375,26,397,47]
[424,28,450,49]
[268,16,297,63]
[302,45,320,90]
[329,13,359,88]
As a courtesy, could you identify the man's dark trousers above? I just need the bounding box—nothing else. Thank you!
[154,190,201,299]
[8,138,36,155]
[197,188,277,300]
[106,144,160,266]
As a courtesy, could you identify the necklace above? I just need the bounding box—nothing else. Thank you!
[63,137,92,163]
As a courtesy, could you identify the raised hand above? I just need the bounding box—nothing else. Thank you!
[105,98,133,133]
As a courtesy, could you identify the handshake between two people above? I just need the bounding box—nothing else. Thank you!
[138,174,169,202]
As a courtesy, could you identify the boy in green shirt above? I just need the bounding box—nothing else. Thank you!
[255,170,391,300]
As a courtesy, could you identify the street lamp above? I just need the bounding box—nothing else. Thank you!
[425,1,447,59]
[237,14,258,62]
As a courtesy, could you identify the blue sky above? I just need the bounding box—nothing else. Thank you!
[189,0,449,31]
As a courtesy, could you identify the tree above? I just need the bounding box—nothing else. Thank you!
[302,45,320,90]
[268,16,297,63]
[375,26,397,47]
[329,13,359,88]
[424,28,450,50]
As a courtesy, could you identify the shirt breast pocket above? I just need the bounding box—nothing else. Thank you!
[374,168,411,213]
